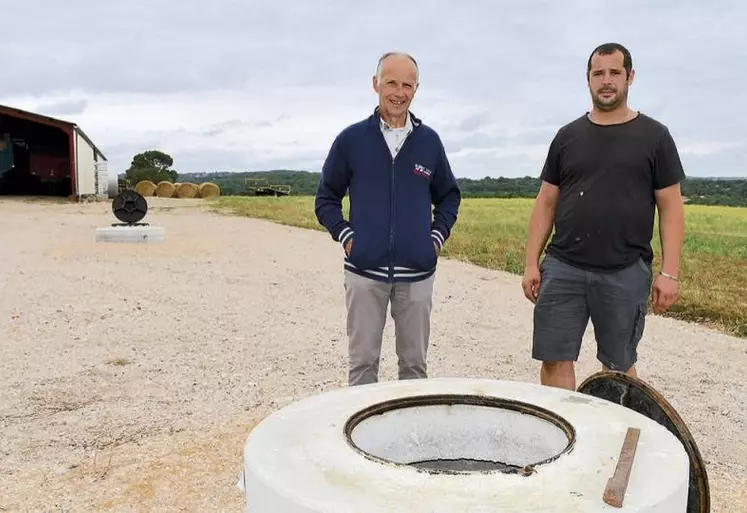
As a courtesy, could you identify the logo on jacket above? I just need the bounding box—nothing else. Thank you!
[413,164,432,179]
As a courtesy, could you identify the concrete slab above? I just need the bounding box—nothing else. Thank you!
[95,225,165,243]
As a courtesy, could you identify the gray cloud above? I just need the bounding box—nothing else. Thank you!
[36,99,88,117]
[201,120,247,138]
[1,0,744,178]
[456,112,494,132]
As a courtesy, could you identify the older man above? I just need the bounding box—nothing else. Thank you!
[315,51,461,386]
[522,42,686,390]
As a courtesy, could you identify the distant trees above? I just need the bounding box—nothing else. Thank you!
[124,162,746,207]
[680,179,747,207]
[124,150,178,185]
[175,170,746,207]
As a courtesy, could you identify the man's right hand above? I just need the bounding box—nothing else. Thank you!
[344,239,352,256]
[521,265,541,303]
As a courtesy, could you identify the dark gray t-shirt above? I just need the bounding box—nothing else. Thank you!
[540,112,686,272]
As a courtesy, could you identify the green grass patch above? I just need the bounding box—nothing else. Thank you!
[207,195,747,338]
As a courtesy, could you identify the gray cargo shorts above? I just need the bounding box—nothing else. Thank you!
[532,253,653,371]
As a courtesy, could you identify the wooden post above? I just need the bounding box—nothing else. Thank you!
[603,427,641,508]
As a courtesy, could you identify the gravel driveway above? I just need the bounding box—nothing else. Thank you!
[0,197,744,512]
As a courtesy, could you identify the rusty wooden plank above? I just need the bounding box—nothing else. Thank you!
[603,427,641,508]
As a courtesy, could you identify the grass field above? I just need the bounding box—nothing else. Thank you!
[208,195,747,338]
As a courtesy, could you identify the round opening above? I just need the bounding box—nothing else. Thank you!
[344,394,575,475]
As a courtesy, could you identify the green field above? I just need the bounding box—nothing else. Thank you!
[208,196,747,338]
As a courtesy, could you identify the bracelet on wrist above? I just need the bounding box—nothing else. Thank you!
[659,271,678,281]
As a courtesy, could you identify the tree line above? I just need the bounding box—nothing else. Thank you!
[175,170,747,207]
[119,151,747,207]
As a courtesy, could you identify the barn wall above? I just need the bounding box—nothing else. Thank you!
[75,129,96,195]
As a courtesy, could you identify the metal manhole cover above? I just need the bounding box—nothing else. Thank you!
[112,189,148,224]
[577,371,709,513]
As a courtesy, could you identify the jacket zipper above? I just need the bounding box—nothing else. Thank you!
[388,154,395,282]
[380,123,418,282]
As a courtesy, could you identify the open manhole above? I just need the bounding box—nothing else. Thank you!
[344,394,575,475]
[577,371,710,513]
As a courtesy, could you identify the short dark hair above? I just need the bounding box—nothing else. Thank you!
[587,43,632,77]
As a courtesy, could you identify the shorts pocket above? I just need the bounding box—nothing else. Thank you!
[630,303,647,346]
[636,257,653,278]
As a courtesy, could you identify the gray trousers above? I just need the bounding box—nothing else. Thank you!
[344,270,435,386]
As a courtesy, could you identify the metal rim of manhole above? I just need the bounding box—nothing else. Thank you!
[577,371,710,513]
[343,393,577,476]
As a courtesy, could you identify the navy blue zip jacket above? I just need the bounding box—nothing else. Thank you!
[314,107,461,283]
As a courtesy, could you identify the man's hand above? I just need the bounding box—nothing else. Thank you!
[652,273,678,314]
[433,241,440,255]
[521,265,541,303]
[344,240,352,256]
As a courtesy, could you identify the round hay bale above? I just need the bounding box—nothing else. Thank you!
[134,180,156,196]
[156,181,176,198]
[175,182,199,198]
[198,182,221,198]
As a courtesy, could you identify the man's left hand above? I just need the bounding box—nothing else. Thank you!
[433,242,440,255]
[652,273,678,314]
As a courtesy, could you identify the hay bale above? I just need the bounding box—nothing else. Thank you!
[156,181,176,198]
[175,182,199,198]
[134,180,156,196]
[198,182,220,198]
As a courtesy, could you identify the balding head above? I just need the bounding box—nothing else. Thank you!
[375,52,419,84]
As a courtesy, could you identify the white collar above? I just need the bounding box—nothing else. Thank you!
[380,112,413,132]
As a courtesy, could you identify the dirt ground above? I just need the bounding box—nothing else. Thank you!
[0,196,744,512]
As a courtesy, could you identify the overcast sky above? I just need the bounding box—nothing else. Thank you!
[2,0,744,179]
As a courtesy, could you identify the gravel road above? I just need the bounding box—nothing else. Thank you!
[0,197,744,512]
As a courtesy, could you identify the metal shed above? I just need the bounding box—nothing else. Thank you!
[0,104,113,199]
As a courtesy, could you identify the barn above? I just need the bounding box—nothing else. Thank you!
[0,104,113,199]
